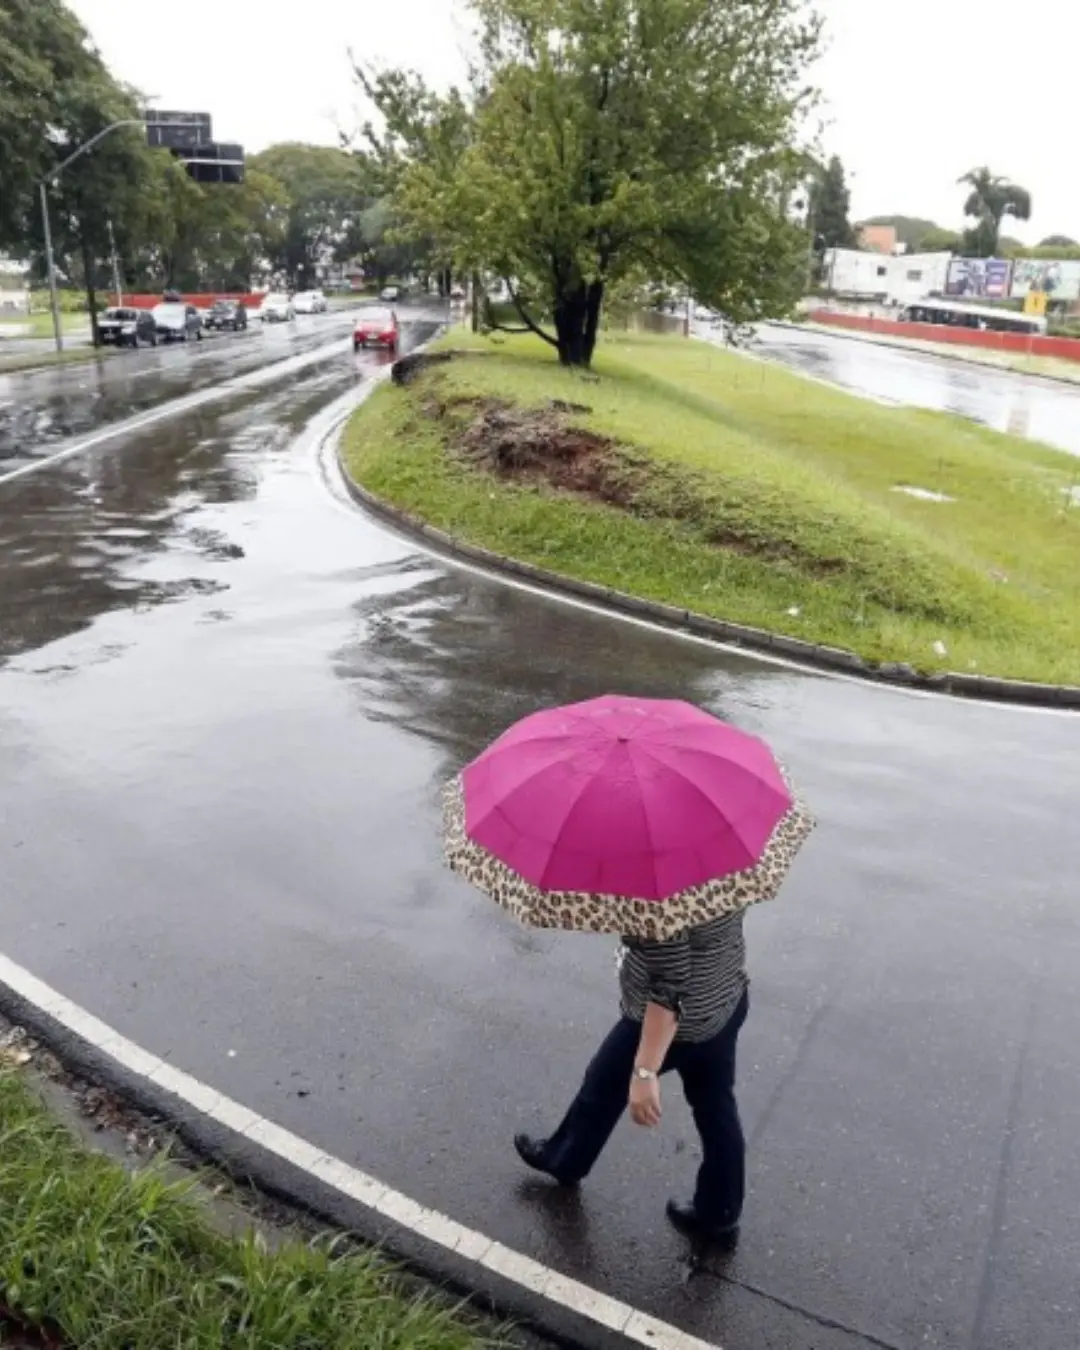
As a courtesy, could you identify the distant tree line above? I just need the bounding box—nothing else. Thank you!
[0,0,435,340]
[810,153,1075,261]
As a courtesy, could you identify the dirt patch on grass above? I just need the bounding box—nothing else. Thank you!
[455,400,640,507]
[391,347,489,385]
[1,1308,66,1349]
[423,389,852,579]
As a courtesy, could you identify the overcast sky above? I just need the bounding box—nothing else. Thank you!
[69,0,1078,244]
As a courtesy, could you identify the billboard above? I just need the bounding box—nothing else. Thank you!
[1011,258,1080,302]
[945,258,1014,299]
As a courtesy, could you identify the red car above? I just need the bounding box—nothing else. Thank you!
[353,307,399,352]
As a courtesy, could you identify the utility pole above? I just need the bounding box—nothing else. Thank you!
[106,219,122,307]
[37,117,151,353]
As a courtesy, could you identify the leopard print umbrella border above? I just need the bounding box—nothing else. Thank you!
[442,777,815,942]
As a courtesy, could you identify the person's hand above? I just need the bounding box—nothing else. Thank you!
[629,1075,662,1128]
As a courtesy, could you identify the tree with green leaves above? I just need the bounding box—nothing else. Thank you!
[915,226,961,254]
[126,158,289,291]
[1038,234,1078,249]
[0,0,159,336]
[808,155,854,251]
[361,0,821,367]
[247,144,374,288]
[959,168,1031,258]
[0,0,59,243]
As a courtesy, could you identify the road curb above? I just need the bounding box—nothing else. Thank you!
[0,954,716,1350]
[336,425,1080,711]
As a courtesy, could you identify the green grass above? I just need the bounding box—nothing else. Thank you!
[0,347,116,375]
[0,1071,497,1350]
[341,329,1080,685]
[1,311,91,340]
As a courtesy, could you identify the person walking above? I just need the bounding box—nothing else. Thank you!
[442,695,813,1248]
[514,910,748,1248]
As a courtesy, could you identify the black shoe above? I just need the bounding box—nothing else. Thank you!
[665,1198,740,1250]
[514,1133,578,1187]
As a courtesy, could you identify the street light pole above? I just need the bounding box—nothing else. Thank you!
[37,118,147,353]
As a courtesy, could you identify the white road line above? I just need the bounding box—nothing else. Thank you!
[0,948,719,1350]
[0,336,353,488]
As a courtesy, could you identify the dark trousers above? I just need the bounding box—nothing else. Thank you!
[543,990,749,1228]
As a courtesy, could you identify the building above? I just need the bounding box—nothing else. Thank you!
[855,223,899,255]
[822,249,952,305]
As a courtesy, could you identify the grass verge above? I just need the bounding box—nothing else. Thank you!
[0,1069,496,1350]
[0,347,115,376]
[341,329,1080,685]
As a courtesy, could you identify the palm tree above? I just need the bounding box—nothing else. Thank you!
[959,168,1032,257]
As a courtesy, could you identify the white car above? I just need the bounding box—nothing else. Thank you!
[257,292,295,323]
[292,289,327,315]
[380,285,402,302]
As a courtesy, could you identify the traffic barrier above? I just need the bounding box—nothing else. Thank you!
[115,292,258,310]
[807,308,1080,364]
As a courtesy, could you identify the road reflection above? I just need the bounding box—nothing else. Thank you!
[744,323,1080,456]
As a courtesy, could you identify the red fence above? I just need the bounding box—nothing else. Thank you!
[807,308,1080,365]
[116,293,259,311]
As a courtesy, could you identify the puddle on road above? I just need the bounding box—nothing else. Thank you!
[751,325,1080,458]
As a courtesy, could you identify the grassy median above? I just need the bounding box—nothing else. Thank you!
[0,347,114,376]
[341,329,1080,685]
[0,1070,495,1350]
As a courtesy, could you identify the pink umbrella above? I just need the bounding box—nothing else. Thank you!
[443,695,813,941]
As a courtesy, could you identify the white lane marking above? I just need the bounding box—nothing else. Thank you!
[0,948,719,1350]
[316,406,1077,720]
[0,336,354,488]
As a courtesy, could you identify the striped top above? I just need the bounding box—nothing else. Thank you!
[618,911,747,1043]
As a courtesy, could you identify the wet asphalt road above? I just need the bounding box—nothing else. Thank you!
[0,325,1078,1350]
[742,322,1080,458]
[0,309,366,466]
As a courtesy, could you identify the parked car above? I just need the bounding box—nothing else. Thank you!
[292,289,327,314]
[449,284,466,300]
[97,306,157,348]
[256,292,295,323]
[152,301,203,342]
[203,299,248,332]
[353,307,399,353]
[379,285,402,302]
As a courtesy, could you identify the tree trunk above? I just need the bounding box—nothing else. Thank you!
[554,279,604,367]
[583,279,604,366]
[81,235,100,348]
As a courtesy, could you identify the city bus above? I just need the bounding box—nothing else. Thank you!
[900,297,1047,336]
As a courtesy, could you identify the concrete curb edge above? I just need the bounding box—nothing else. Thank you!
[0,967,703,1350]
[336,429,1080,712]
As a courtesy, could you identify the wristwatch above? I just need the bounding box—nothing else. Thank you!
[632,1067,658,1082]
